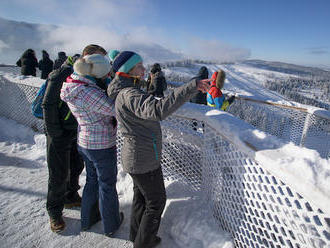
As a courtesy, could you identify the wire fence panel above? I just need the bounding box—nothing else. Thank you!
[200,124,330,248]
[228,99,330,159]
[1,79,330,247]
[0,77,43,132]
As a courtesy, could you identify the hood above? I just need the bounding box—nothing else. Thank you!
[107,72,139,101]
[42,50,49,59]
[210,71,217,87]
[197,66,209,79]
[210,70,225,89]
[60,74,96,104]
[22,49,35,59]
[150,63,161,74]
[58,51,67,59]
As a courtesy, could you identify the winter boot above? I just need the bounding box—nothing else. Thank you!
[50,216,66,233]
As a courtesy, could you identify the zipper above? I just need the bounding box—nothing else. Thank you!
[58,101,71,120]
[152,133,159,161]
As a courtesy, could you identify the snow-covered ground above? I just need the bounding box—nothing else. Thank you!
[0,117,234,248]
[164,62,304,104]
[164,61,330,109]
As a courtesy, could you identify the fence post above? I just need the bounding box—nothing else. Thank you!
[300,112,312,147]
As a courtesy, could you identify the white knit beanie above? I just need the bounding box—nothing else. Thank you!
[74,54,110,78]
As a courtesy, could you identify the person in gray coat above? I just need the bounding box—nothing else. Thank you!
[107,51,210,248]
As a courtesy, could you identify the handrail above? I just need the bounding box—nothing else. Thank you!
[235,95,330,120]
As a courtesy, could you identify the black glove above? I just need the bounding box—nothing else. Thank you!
[227,95,235,104]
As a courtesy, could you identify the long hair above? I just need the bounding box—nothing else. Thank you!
[216,69,226,89]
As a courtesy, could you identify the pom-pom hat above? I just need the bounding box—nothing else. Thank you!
[108,49,120,62]
[74,54,110,78]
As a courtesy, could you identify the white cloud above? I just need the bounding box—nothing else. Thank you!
[182,37,251,63]
[37,24,249,64]
[0,40,9,51]
[36,24,183,63]
[7,0,153,27]
[0,0,250,65]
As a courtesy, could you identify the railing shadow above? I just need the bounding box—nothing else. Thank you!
[0,152,44,169]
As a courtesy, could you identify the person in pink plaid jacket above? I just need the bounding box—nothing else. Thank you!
[60,54,123,236]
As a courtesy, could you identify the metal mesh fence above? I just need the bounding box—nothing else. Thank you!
[201,124,330,248]
[121,114,330,248]
[228,99,330,159]
[0,76,44,132]
[1,79,330,247]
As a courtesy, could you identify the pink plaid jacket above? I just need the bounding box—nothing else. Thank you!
[60,74,116,149]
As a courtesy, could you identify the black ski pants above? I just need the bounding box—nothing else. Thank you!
[46,131,84,219]
[129,167,166,248]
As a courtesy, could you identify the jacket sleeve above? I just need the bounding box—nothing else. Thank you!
[123,78,199,121]
[42,66,72,137]
[162,76,167,91]
[214,95,225,109]
[34,58,38,68]
[148,78,158,95]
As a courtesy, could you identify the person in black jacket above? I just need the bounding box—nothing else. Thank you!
[53,51,67,70]
[42,44,107,233]
[147,63,167,98]
[38,50,54,79]
[16,49,38,76]
[190,66,209,105]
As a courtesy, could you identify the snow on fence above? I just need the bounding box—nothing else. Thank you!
[167,81,330,159]
[228,98,330,160]
[1,76,330,248]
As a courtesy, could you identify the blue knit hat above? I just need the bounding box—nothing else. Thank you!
[108,49,120,62]
[112,51,143,73]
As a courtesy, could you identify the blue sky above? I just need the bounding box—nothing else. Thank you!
[1,0,330,67]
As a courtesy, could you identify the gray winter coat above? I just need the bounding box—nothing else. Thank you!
[107,73,199,174]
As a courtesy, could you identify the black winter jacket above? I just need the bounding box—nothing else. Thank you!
[38,53,54,79]
[42,61,77,138]
[16,49,38,76]
[53,52,67,70]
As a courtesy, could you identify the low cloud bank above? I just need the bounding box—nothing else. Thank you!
[0,16,250,65]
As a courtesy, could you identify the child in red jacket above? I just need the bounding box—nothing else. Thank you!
[207,69,234,111]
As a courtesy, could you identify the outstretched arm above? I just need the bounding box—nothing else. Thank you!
[122,78,211,121]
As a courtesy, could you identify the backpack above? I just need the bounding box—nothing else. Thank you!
[31,79,48,119]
